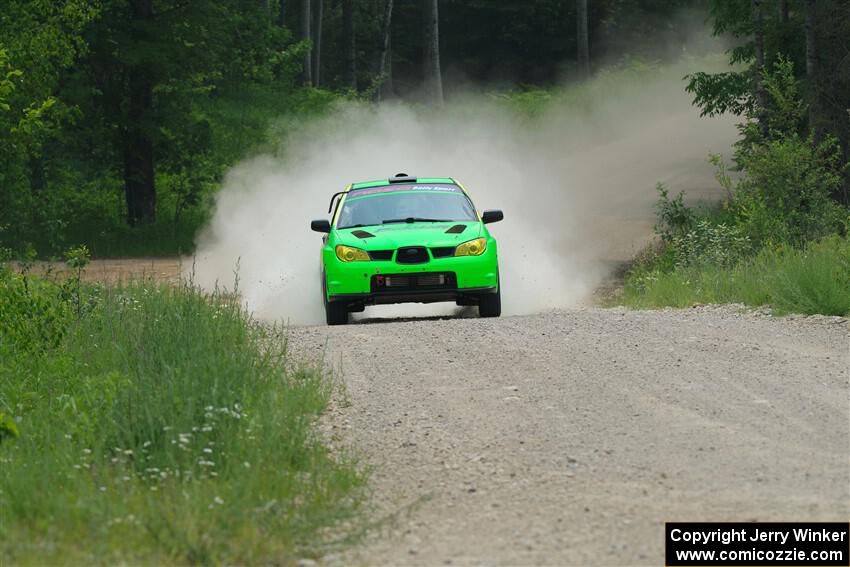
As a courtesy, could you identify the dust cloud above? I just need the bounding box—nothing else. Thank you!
[190,60,738,325]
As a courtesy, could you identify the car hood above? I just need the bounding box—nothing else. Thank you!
[333,221,483,249]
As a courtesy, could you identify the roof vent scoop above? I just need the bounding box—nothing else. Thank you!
[389,173,417,183]
[445,224,467,234]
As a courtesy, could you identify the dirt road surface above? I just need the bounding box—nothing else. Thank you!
[288,306,849,566]
[22,257,182,284]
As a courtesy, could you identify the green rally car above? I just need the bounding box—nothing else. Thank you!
[311,174,503,325]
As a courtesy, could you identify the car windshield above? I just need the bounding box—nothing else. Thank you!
[336,185,477,229]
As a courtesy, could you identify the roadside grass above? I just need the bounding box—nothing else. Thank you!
[621,236,850,316]
[0,265,366,564]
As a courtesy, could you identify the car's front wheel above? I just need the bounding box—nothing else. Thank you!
[478,284,501,318]
[322,273,349,325]
[325,300,348,325]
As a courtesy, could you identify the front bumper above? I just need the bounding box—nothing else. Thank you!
[329,285,498,306]
[323,242,499,303]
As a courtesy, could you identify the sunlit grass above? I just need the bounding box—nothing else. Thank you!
[621,236,850,316]
[0,274,366,564]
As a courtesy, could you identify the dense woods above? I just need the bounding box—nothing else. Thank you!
[0,0,848,257]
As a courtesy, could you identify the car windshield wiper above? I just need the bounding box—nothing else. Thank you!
[339,223,377,229]
[381,217,451,225]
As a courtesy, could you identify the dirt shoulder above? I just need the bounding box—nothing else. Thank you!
[18,257,183,284]
[288,306,849,566]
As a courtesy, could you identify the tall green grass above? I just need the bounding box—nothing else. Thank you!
[622,236,850,316]
[0,269,365,564]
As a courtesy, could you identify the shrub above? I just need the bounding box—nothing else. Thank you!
[732,133,847,248]
[670,219,752,269]
[654,183,696,245]
[0,260,73,354]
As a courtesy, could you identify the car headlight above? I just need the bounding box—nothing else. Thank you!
[454,237,487,256]
[335,245,370,262]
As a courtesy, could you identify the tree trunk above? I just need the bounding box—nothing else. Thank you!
[576,0,589,77]
[124,0,156,226]
[778,0,788,23]
[805,0,819,136]
[343,0,356,90]
[386,35,394,95]
[376,0,393,101]
[313,0,323,86]
[751,0,768,136]
[28,154,45,194]
[302,0,312,85]
[278,0,286,27]
[422,0,443,104]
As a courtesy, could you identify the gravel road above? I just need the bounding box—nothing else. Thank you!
[288,306,849,566]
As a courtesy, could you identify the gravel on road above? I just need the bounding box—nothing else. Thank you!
[288,306,849,566]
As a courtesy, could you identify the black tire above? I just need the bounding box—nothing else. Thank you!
[325,300,348,325]
[478,287,501,318]
[322,272,348,325]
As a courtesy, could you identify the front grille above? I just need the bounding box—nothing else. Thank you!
[371,272,457,292]
[368,249,394,261]
[395,246,429,264]
[384,275,411,287]
[417,273,448,286]
[430,246,455,258]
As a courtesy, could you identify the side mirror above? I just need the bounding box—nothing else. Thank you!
[481,210,504,224]
[311,219,331,233]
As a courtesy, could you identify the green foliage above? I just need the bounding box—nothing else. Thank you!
[690,0,850,199]
[730,133,847,247]
[0,271,366,563]
[654,183,696,244]
[769,236,850,316]
[623,236,850,316]
[627,144,848,314]
[0,48,22,112]
[628,142,848,313]
[0,411,19,442]
[644,184,751,273]
[0,1,333,256]
[0,260,73,354]
[64,244,90,271]
[760,57,805,137]
[735,56,807,155]
[686,69,752,117]
[670,219,752,269]
[627,56,849,316]
[64,244,91,315]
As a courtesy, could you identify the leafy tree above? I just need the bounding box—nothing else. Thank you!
[687,0,849,201]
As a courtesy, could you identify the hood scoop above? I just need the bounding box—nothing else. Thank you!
[445,224,467,234]
[351,230,375,239]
